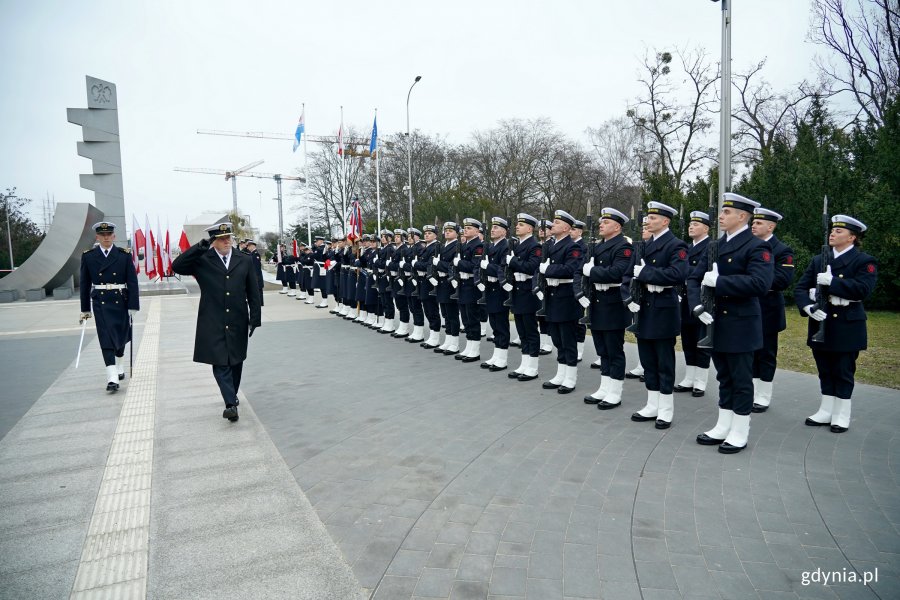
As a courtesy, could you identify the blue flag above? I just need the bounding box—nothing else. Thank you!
[292,111,305,152]
[369,115,377,157]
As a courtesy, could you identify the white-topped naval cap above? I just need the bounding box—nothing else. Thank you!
[831,214,867,233]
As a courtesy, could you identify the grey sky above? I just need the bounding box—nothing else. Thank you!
[0,0,820,237]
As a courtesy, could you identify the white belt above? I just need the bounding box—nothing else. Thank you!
[390,271,399,276]
[546,278,574,287]
[416,271,426,276]
[829,296,859,306]
[487,276,498,282]
[594,283,621,291]
[646,285,672,293]
[93,284,126,290]
[459,273,472,280]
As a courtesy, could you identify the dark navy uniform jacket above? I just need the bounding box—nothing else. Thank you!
[482,238,510,313]
[435,239,460,303]
[679,237,709,325]
[586,233,633,331]
[456,237,484,305]
[406,241,424,297]
[687,228,774,353]
[759,235,794,333]
[794,246,877,353]
[172,244,261,366]
[508,236,541,315]
[388,243,405,295]
[542,235,583,323]
[626,230,689,339]
[80,245,139,351]
[377,244,395,294]
[250,250,264,291]
[415,240,440,300]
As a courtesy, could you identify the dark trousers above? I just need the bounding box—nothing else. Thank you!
[515,313,539,357]
[423,297,441,331]
[576,322,586,343]
[712,352,754,415]
[395,293,410,322]
[488,310,510,349]
[382,293,395,319]
[101,347,125,366]
[538,316,549,334]
[812,349,859,399]
[212,362,244,408]
[460,303,481,341]
[591,329,626,379]
[409,293,425,326]
[637,337,677,394]
[681,320,711,368]
[548,320,578,367]
[440,302,460,336]
[752,329,779,381]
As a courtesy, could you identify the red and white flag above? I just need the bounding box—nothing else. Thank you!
[156,216,165,278]
[131,214,144,275]
[276,243,283,264]
[163,220,172,276]
[178,229,190,253]
[144,214,157,279]
[337,124,344,157]
[292,239,299,257]
[347,200,363,242]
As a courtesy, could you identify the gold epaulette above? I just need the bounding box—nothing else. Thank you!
[122,247,131,253]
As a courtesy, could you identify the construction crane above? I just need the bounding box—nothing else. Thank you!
[174,165,305,240]
[197,129,375,157]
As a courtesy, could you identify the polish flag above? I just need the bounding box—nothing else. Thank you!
[292,239,299,257]
[156,216,165,278]
[178,229,190,253]
[131,214,144,275]
[144,214,157,279]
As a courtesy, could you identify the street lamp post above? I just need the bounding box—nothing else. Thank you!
[406,75,422,228]
[712,0,731,220]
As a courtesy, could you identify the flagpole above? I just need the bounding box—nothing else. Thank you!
[340,105,346,237]
[303,103,311,247]
[374,108,381,236]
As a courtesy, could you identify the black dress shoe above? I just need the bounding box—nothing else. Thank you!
[487,336,494,342]
[106,381,119,392]
[488,364,507,372]
[454,353,465,360]
[390,331,405,337]
[751,403,768,413]
[507,371,521,379]
[118,373,125,381]
[718,441,745,454]
[480,361,492,369]
[597,400,621,410]
[461,355,480,363]
[692,389,705,397]
[434,347,446,353]
[830,424,848,433]
[584,395,601,404]
[542,380,561,389]
[378,329,392,334]
[631,412,655,422]
[655,419,671,430]
[422,342,439,349]
[517,373,538,382]
[625,372,642,379]
[510,340,521,347]
[539,349,551,356]
[673,384,692,393]
[805,418,830,426]
[222,406,239,422]
[442,349,459,356]
[696,432,725,445]
[557,385,574,394]
[590,363,602,370]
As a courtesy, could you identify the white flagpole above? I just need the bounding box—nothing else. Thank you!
[303,103,311,247]
[340,105,346,237]
[375,108,381,236]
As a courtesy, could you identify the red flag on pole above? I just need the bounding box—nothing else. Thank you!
[292,239,299,257]
[164,225,172,276]
[145,214,157,279]
[337,124,344,157]
[156,216,165,278]
[178,230,190,253]
[347,200,362,242]
[132,215,143,275]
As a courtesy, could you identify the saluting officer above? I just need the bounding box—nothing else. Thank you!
[795,215,877,433]
[689,193,773,453]
[417,225,444,348]
[539,210,584,394]
[172,223,262,421]
[479,216,512,371]
[750,208,794,412]
[674,211,712,397]
[405,228,427,343]
[570,220,589,363]
[627,202,689,429]
[246,240,265,306]
[507,214,543,380]
[434,222,462,355]
[79,221,139,391]
[455,218,485,362]
[581,208,633,409]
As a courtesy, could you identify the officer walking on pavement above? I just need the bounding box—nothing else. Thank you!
[79,221,139,391]
[172,223,262,422]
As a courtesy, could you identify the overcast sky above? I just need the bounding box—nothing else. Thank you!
[0,0,821,237]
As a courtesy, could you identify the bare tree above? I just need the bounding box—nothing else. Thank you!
[533,139,594,218]
[627,47,719,191]
[810,0,900,125]
[586,116,641,207]
[732,59,817,162]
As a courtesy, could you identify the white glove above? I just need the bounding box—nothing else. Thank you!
[477,283,485,292]
[128,309,137,317]
[702,263,719,288]
[399,259,406,269]
[507,251,515,262]
[397,278,404,286]
[536,291,544,301]
[539,261,549,274]
[808,288,816,302]
[578,296,591,308]
[646,284,664,293]
[698,311,714,325]
[453,256,460,266]
[502,283,513,292]
[632,259,645,279]
[804,305,827,321]
[829,295,850,306]
[582,263,593,277]
[480,258,489,269]
[432,256,439,266]
[451,279,458,288]
[429,277,438,286]
[411,278,417,287]
[79,312,92,323]
[816,265,833,286]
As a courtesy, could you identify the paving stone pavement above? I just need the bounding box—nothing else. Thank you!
[243,293,900,600]
[1,291,897,600]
